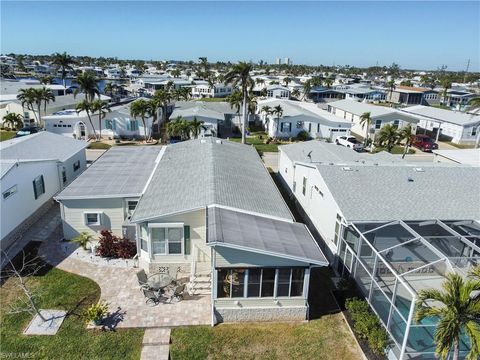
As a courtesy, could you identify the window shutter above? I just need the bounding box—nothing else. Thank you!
[126,120,130,131]
[112,120,117,130]
[40,175,45,194]
[135,120,139,130]
[184,225,191,255]
[33,180,38,199]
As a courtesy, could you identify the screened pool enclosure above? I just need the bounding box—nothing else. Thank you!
[337,219,480,360]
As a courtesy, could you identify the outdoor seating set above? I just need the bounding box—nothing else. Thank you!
[136,269,186,306]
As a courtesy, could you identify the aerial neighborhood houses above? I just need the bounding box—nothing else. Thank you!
[0,132,87,252]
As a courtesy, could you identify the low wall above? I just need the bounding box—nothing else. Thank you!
[215,306,307,323]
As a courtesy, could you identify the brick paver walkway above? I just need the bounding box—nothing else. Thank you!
[39,227,212,329]
[141,328,171,360]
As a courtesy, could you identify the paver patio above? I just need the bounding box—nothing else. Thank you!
[39,224,212,329]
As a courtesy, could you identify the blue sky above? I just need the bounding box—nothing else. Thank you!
[1,1,479,71]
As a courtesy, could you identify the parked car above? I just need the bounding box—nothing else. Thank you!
[335,136,364,151]
[15,126,40,138]
[411,135,438,152]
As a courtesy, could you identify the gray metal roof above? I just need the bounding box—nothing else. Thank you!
[56,146,161,199]
[0,131,88,162]
[402,105,480,126]
[328,99,403,117]
[279,140,401,165]
[315,163,480,222]
[131,138,292,222]
[172,101,238,116]
[207,207,328,266]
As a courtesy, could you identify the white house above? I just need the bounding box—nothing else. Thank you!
[55,139,328,323]
[401,105,480,145]
[43,101,153,140]
[432,148,480,166]
[258,99,351,139]
[327,99,419,139]
[0,132,87,251]
[334,84,386,102]
[191,83,232,99]
[265,85,291,99]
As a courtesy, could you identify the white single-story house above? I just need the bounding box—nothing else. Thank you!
[258,99,351,139]
[265,85,291,99]
[327,99,419,139]
[43,101,153,140]
[0,132,87,252]
[334,85,386,102]
[432,148,480,166]
[401,105,480,145]
[191,83,232,99]
[56,138,328,323]
[277,141,480,359]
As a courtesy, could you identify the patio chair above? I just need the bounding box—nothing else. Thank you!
[136,269,149,290]
[142,288,163,306]
[170,284,185,303]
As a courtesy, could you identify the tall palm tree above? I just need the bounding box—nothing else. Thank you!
[272,105,283,136]
[76,100,96,139]
[440,78,452,106]
[2,113,23,129]
[359,112,372,147]
[467,97,480,111]
[227,90,243,114]
[91,100,111,140]
[376,124,399,152]
[302,80,312,100]
[291,88,301,99]
[283,76,292,87]
[38,87,55,117]
[17,88,38,125]
[414,272,480,360]
[386,79,396,101]
[152,89,173,134]
[52,52,76,88]
[261,105,272,119]
[130,99,152,142]
[399,124,414,159]
[74,72,100,102]
[223,62,254,144]
[189,117,204,139]
[166,116,183,139]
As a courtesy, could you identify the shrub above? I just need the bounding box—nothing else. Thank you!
[296,130,310,141]
[84,301,108,324]
[71,232,92,250]
[345,297,389,356]
[96,230,136,259]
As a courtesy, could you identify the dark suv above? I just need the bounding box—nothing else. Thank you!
[411,135,438,152]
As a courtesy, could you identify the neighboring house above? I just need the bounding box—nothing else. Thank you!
[309,87,343,103]
[440,88,477,108]
[191,83,232,99]
[43,101,153,140]
[277,143,480,359]
[265,85,291,99]
[56,139,328,323]
[432,148,480,166]
[387,86,438,105]
[334,85,386,102]
[0,132,87,251]
[258,99,351,139]
[401,105,480,145]
[327,99,419,139]
[170,101,242,137]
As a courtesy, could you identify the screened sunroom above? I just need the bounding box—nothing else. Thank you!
[337,219,480,360]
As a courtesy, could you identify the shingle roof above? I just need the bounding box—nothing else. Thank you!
[207,207,328,266]
[131,138,292,222]
[316,164,480,221]
[56,146,161,199]
[402,105,480,126]
[0,131,88,162]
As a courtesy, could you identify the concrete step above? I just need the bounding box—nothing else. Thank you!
[143,328,171,346]
[140,344,170,360]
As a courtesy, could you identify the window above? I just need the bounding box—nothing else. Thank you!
[317,123,320,133]
[267,90,273,97]
[84,212,101,226]
[32,175,45,199]
[261,269,275,297]
[375,119,382,129]
[393,120,400,129]
[140,224,148,251]
[3,185,17,199]
[334,214,342,245]
[290,268,305,296]
[302,176,307,196]
[217,269,246,298]
[277,269,291,296]
[308,123,312,132]
[62,167,67,184]
[247,268,261,297]
[129,120,139,131]
[296,121,303,129]
[472,127,477,136]
[127,200,138,215]
[73,160,80,172]
[280,122,291,132]
[150,226,184,255]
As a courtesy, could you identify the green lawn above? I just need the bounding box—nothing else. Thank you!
[0,255,144,359]
[230,132,289,154]
[373,145,416,155]
[0,130,16,141]
[194,97,228,102]
[170,313,362,360]
[87,141,112,150]
[440,141,475,149]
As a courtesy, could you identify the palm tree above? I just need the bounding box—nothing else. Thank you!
[223,62,254,144]
[376,124,399,152]
[467,97,480,111]
[152,89,173,135]
[52,52,76,88]
[291,88,301,99]
[130,99,152,142]
[261,105,272,119]
[38,87,55,118]
[359,112,372,147]
[283,76,292,87]
[17,88,38,125]
[74,72,100,102]
[414,272,480,360]
[399,124,414,159]
[166,116,182,139]
[440,78,452,106]
[324,78,333,88]
[91,100,111,140]
[189,117,204,139]
[272,105,283,136]
[302,80,312,100]
[386,79,396,102]
[76,100,96,139]
[2,113,23,129]
[227,90,243,114]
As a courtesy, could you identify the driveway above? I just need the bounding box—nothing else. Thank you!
[86,149,107,165]
[262,152,279,172]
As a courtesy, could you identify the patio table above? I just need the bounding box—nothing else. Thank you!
[147,273,174,291]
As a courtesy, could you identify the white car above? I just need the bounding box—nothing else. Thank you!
[335,136,364,151]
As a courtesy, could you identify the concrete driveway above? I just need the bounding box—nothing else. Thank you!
[262,152,279,172]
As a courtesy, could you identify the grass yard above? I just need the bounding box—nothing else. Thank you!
[372,145,415,155]
[0,130,16,141]
[0,250,144,360]
[230,132,289,154]
[195,97,228,102]
[170,313,362,360]
[87,141,112,149]
[440,141,475,149]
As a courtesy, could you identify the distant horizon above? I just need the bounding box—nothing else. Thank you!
[1,1,479,72]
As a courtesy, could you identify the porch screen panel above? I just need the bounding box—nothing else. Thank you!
[247,269,261,297]
[151,228,166,254]
[290,268,304,296]
[261,269,275,297]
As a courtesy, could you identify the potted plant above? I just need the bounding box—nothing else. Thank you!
[71,232,93,250]
[84,301,108,326]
